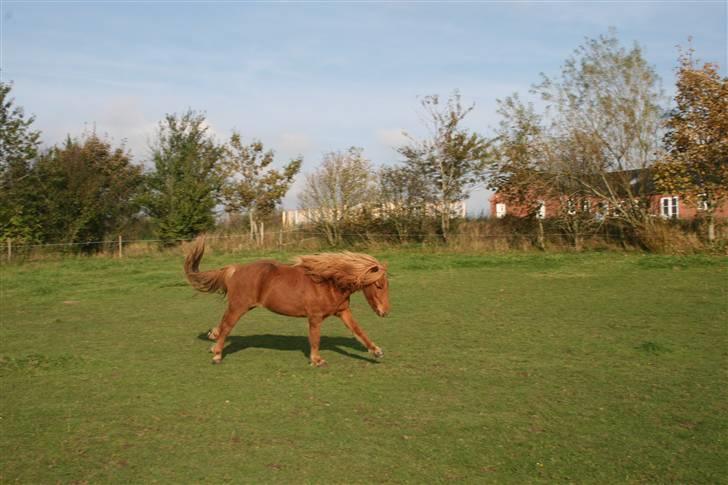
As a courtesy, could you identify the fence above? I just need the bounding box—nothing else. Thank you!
[3,218,726,263]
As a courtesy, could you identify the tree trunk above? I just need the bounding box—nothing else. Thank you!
[537,219,545,250]
[572,217,582,251]
[323,223,337,246]
[707,212,715,243]
[440,198,451,243]
[249,211,256,242]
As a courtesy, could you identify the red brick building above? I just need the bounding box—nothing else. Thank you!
[490,170,728,220]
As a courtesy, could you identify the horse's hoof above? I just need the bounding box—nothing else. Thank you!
[310,359,328,368]
[371,348,384,359]
[207,329,218,341]
[212,355,223,364]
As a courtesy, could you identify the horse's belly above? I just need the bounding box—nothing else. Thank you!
[265,302,307,318]
[261,293,309,318]
[257,268,337,318]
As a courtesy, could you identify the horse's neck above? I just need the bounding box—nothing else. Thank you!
[319,279,353,310]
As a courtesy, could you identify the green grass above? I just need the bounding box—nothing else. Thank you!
[1,251,726,483]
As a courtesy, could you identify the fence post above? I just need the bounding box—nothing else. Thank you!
[7,238,11,262]
[118,235,123,258]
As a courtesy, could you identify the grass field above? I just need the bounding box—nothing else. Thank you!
[1,250,726,483]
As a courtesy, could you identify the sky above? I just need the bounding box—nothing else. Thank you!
[1,1,726,214]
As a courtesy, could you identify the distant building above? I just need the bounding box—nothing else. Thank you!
[281,200,467,226]
[490,169,728,221]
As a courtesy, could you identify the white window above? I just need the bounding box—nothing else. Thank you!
[697,194,708,211]
[536,201,546,219]
[495,202,506,219]
[566,199,576,215]
[660,196,679,219]
[595,202,609,221]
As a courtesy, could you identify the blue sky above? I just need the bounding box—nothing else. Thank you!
[1,1,726,213]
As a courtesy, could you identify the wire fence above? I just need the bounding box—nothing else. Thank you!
[0,233,616,263]
[2,222,723,263]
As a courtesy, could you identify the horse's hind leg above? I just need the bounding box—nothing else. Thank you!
[210,305,247,364]
[307,316,327,367]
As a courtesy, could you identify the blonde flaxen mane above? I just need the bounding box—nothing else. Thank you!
[293,251,386,291]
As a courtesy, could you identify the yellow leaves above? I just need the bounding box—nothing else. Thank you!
[658,53,728,208]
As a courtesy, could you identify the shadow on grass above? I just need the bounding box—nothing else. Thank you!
[196,332,379,363]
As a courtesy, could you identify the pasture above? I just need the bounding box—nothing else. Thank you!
[1,250,726,483]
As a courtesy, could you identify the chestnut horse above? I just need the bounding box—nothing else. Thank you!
[184,236,390,366]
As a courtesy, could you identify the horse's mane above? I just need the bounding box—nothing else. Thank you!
[293,251,386,291]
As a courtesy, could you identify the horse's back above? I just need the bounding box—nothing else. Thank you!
[226,260,296,293]
[232,260,349,318]
[225,261,314,317]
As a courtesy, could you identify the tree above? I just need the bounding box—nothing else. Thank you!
[654,48,728,242]
[398,91,492,242]
[532,29,664,237]
[489,95,554,248]
[142,110,224,244]
[219,133,302,244]
[378,165,433,242]
[299,147,377,246]
[0,82,43,243]
[492,31,665,249]
[34,133,143,248]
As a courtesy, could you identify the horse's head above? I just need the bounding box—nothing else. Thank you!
[361,266,390,317]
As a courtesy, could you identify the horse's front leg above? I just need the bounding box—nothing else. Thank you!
[307,316,327,367]
[337,308,383,358]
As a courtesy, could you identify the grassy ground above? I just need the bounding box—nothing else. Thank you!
[1,250,726,484]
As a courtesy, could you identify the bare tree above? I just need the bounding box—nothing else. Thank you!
[299,147,377,246]
[489,94,553,248]
[533,29,664,235]
[491,32,664,249]
[378,165,433,242]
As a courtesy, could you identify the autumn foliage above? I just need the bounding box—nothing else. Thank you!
[655,49,728,242]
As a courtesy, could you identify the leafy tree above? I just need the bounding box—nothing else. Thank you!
[219,133,301,244]
[0,82,43,243]
[34,133,143,248]
[398,91,492,242]
[142,110,224,244]
[299,147,376,246]
[655,48,728,242]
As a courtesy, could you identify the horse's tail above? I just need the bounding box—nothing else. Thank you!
[184,235,228,295]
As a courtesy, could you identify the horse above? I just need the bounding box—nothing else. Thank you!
[183,236,390,366]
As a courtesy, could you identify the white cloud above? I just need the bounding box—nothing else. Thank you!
[376,128,408,149]
[276,132,314,157]
[93,96,157,161]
